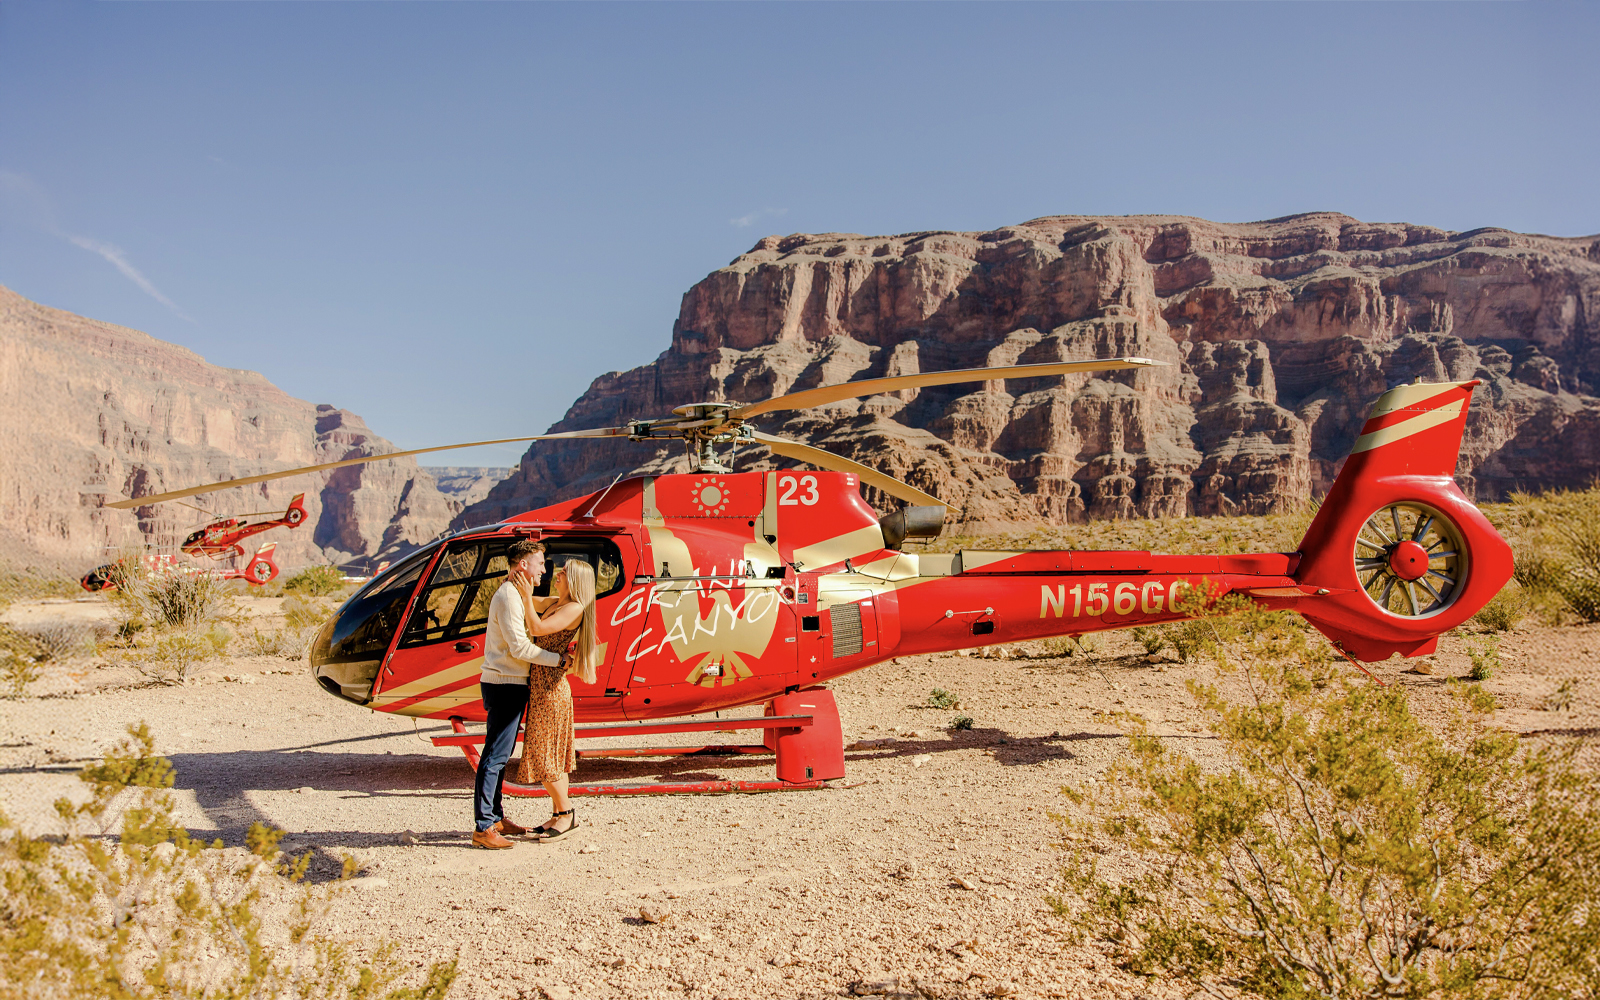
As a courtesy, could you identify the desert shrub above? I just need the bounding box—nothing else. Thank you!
[1130,626,1167,656]
[118,569,228,630]
[282,594,336,630]
[1544,678,1578,713]
[136,624,231,684]
[19,621,103,662]
[1053,605,1600,999]
[1467,636,1501,681]
[0,568,82,605]
[0,722,458,999]
[1474,582,1530,632]
[247,625,313,660]
[0,624,42,700]
[1490,485,1600,623]
[927,688,960,710]
[949,714,974,731]
[283,564,345,597]
[1043,634,1101,658]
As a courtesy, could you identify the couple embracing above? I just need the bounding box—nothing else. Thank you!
[471,539,597,849]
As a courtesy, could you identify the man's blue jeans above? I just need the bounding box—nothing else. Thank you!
[474,681,529,832]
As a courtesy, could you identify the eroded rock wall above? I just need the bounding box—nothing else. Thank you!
[457,213,1600,533]
[0,286,452,571]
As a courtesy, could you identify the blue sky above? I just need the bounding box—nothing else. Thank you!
[3,1,1597,466]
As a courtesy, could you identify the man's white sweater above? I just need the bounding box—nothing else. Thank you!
[481,581,563,685]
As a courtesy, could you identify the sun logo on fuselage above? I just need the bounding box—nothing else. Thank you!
[691,476,731,515]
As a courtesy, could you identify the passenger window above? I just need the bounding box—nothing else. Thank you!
[540,543,625,599]
[399,535,627,648]
[401,540,508,647]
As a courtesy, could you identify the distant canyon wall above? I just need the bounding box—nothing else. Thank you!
[463,212,1600,532]
[0,286,453,572]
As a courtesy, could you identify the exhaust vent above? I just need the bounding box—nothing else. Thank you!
[879,505,946,549]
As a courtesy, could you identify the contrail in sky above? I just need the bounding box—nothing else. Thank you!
[65,234,191,320]
[0,170,192,320]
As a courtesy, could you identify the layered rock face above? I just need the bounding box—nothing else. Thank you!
[461,213,1600,532]
[0,286,453,571]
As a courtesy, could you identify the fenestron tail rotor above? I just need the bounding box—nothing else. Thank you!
[106,356,1164,510]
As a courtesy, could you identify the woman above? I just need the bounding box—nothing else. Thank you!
[508,557,598,842]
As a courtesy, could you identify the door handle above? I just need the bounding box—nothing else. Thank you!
[454,641,476,654]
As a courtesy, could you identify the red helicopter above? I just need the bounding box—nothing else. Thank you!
[80,542,282,592]
[107,360,1513,795]
[179,494,308,560]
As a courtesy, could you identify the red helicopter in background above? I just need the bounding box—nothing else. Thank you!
[106,359,1514,796]
[180,494,308,559]
[80,542,282,592]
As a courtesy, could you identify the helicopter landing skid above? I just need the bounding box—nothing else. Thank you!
[434,688,846,797]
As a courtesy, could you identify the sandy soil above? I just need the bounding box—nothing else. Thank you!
[2,596,1596,1000]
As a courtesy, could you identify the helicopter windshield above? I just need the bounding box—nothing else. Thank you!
[310,542,440,703]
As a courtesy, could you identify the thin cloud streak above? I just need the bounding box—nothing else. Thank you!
[65,234,191,320]
[0,170,192,321]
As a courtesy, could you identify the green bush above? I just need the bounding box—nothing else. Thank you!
[247,625,313,659]
[1474,583,1530,632]
[1130,626,1167,656]
[282,594,336,630]
[0,723,457,999]
[1467,637,1501,681]
[0,623,42,700]
[118,570,228,630]
[284,565,346,597]
[927,688,960,710]
[1053,606,1600,999]
[136,624,231,684]
[949,714,974,731]
[1490,485,1600,623]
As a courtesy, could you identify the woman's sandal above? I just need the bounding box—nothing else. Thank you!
[537,808,579,843]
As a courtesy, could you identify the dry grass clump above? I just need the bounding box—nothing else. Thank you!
[283,565,346,597]
[281,594,337,631]
[0,723,457,1000]
[1053,603,1600,999]
[1483,484,1600,624]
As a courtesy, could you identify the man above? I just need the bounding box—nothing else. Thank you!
[472,538,565,849]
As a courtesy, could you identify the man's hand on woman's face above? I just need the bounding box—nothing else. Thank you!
[509,566,534,597]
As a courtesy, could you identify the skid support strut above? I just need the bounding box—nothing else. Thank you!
[431,687,845,797]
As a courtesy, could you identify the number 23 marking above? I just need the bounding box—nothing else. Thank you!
[778,475,819,506]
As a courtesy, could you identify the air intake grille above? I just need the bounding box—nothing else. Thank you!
[830,602,863,657]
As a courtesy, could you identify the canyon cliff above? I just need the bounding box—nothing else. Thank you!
[0,285,453,572]
[462,212,1600,532]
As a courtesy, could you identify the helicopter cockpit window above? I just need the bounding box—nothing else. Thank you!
[398,535,626,649]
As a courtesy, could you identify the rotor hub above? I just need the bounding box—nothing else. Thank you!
[1388,539,1430,581]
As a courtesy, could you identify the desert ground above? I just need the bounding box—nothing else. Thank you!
[2,593,1595,1000]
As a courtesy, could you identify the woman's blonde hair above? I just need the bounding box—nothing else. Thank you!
[561,559,599,685]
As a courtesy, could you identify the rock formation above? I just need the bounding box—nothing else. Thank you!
[462,213,1600,533]
[0,285,453,572]
[424,467,513,509]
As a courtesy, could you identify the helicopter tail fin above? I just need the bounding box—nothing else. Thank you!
[284,494,308,528]
[1291,379,1514,662]
[243,543,280,586]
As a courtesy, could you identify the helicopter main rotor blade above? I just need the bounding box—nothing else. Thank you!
[104,427,632,510]
[750,430,952,511]
[729,357,1166,420]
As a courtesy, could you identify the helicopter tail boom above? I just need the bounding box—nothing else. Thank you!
[1291,379,1513,661]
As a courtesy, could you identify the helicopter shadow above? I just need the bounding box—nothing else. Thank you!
[843,726,1118,767]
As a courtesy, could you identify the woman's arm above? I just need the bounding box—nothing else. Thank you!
[508,570,583,636]
[526,600,583,636]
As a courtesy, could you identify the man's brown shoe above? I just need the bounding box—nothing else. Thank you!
[495,817,528,837]
[471,828,514,850]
